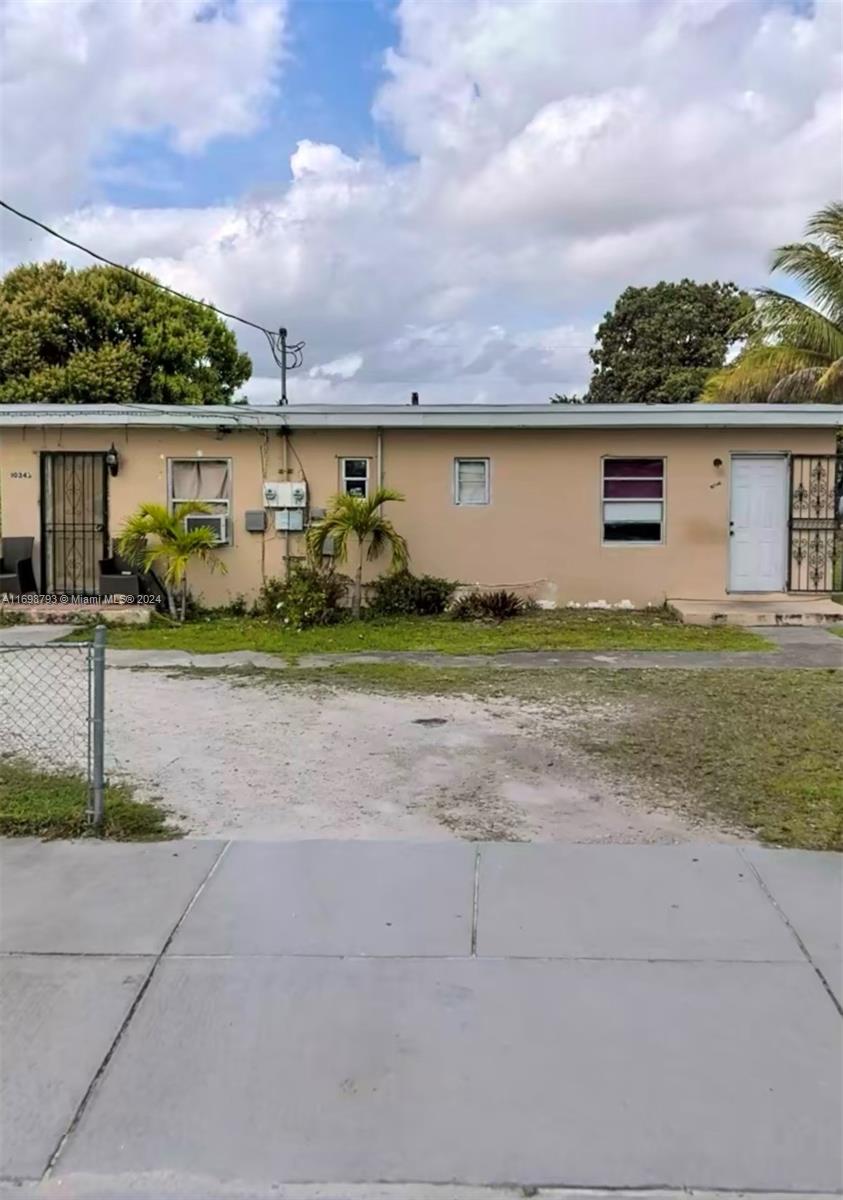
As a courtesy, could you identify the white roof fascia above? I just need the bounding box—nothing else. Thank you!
[0,403,840,430]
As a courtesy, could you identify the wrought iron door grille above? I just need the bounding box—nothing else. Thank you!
[788,454,842,593]
[40,452,109,596]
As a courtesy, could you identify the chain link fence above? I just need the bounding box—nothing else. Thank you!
[0,626,106,825]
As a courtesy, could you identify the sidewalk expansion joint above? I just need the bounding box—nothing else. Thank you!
[40,839,232,1180]
[738,847,843,1019]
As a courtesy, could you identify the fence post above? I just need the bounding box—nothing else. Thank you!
[89,624,106,828]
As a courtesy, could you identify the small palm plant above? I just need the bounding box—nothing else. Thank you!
[705,201,843,403]
[306,488,408,618]
[117,502,227,621]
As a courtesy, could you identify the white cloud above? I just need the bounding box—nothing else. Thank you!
[0,0,286,213]
[310,353,365,381]
[1,0,841,402]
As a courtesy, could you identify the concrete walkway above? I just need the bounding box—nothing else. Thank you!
[0,624,77,646]
[2,623,841,669]
[1,839,840,1198]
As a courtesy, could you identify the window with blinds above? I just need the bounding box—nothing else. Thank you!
[602,458,664,543]
[454,458,490,506]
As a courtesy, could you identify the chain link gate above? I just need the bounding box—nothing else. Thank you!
[788,454,843,594]
[0,625,106,826]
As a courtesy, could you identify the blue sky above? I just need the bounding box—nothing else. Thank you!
[1,0,839,403]
[96,0,404,210]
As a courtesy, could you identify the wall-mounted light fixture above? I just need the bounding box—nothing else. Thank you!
[105,443,120,477]
[713,457,723,468]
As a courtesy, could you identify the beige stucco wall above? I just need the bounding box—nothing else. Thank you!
[0,421,836,607]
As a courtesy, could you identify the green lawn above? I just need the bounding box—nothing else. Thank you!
[574,669,843,852]
[208,663,842,851]
[64,610,771,655]
[0,610,27,626]
[0,755,179,840]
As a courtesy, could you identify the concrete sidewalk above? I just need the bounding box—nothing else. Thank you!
[2,623,841,667]
[101,624,843,670]
[1,839,841,1198]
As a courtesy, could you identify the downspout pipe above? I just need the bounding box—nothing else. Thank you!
[281,427,290,577]
[376,427,384,488]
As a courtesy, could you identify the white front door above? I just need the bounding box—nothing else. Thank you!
[729,455,788,592]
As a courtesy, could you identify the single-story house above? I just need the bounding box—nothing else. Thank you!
[0,402,840,614]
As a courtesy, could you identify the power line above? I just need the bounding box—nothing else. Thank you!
[0,198,274,336]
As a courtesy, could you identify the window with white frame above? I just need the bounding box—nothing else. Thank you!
[341,457,369,497]
[602,458,664,543]
[454,458,489,505]
[169,459,231,543]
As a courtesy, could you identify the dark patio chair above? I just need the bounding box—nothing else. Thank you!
[99,556,165,607]
[99,554,143,598]
[0,537,37,596]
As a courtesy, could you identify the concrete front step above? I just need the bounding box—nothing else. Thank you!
[670,595,843,626]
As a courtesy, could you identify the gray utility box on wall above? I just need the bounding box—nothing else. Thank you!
[275,509,305,532]
[244,510,266,533]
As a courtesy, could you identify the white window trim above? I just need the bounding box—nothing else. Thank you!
[167,457,232,545]
[601,456,665,547]
[340,456,371,498]
[454,457,490,506]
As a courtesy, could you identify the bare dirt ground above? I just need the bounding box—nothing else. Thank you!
[3,652,739,842]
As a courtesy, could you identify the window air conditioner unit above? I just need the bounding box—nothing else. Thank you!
[184,514,227,544]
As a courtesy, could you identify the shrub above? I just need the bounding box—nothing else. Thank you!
[184,594,250,621]
[223,594,249,618]
[368,570,457,616]
[257,564,348,629]
[450,589,526,622]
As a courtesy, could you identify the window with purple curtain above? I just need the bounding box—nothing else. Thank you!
[602,458,664,543]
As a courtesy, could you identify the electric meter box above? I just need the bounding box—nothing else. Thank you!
[263,481,308,508]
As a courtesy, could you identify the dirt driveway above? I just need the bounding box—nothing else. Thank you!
[3,656,736,842]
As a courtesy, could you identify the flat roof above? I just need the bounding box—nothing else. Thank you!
[0,402,840,430]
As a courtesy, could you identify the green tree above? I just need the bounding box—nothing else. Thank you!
[117,502,227,621]
[586,279,752,404]
[704,202,843,403]
[306,489,409,619]
[0,261,251,405]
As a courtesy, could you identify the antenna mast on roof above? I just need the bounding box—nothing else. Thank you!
[264,327,305,405]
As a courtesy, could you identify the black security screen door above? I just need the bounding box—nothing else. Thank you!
[40,452,109,596]
[788,454,842,593]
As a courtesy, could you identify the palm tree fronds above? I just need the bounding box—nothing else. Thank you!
[366,519,409,568]
[116,500,227,619]
[173,500,212,522]
[134,502,172,527]
[816,356,843,400]
[306,512,350,562]
[706,201,843,404]
[306,488,407,617]
[752,289,843,361]
[804,201,843,256]
[767,245,843,323]
[767,367,827,403]
[367,487,406,508]
[702,344,827,403]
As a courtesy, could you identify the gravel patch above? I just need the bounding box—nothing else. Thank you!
[3,653,737,843]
